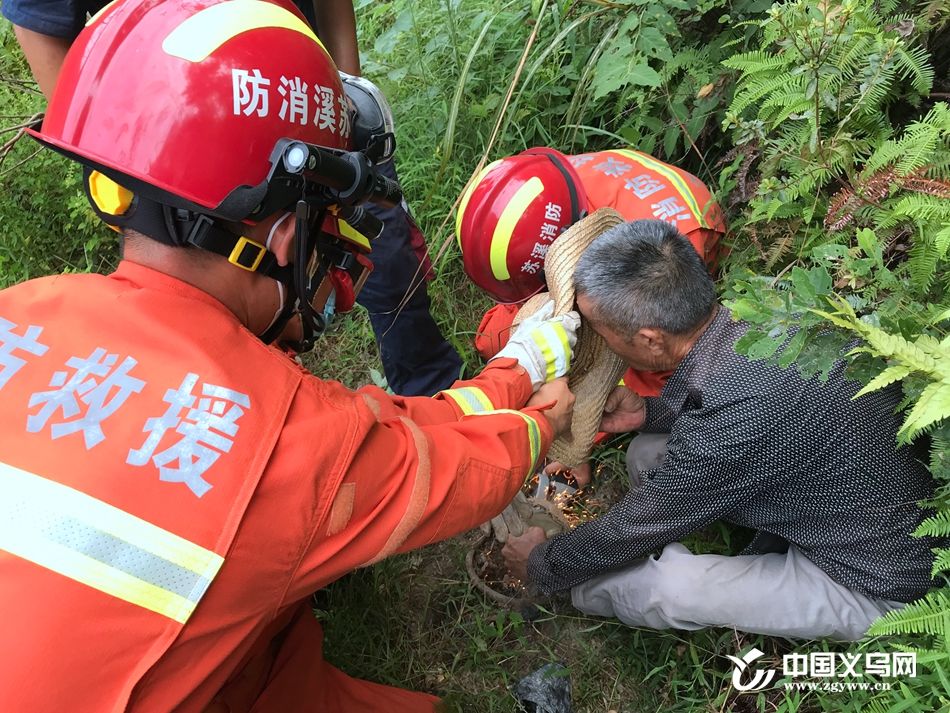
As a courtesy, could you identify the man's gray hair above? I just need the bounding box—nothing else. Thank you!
[573,219,716,335]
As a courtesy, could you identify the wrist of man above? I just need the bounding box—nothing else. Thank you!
[525,538,555,593]
[521,399,554,437]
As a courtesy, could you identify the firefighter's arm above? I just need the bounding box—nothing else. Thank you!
[356,357,536,427]
[288,384,571,597]
[356,303,579,426]
[474,303,520,360]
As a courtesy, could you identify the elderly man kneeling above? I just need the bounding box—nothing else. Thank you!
[504,219,941,641]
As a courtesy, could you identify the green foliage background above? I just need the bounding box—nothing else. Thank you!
[3,0,950,709]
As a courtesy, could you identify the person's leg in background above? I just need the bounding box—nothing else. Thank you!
[358,160,464,396]
[293,1,464,396]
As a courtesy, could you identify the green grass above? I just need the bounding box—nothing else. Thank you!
[0,24,118,285]
[315,453,790,713]
[3,2,946,711]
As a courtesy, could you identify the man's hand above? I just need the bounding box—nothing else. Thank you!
[493,300,580,391]
[600,386,646,433]
[544,460,591,488]
[502,526,548,582]
[527,378,575,438]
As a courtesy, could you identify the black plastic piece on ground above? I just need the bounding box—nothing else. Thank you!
[513,663,572,713]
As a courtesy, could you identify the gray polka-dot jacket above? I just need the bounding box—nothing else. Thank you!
[528,307,941,602]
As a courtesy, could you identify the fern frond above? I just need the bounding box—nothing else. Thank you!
[764,230,798,270]
[760,74,809,109]
[836,35,875,80]
[935,224,950,261]
[915,333,950,360]
[863,138,904,175]
[894,44,935,95]
[721,50,789,74]
[853,364,913,399]
[889,193,950,223]
[659,47,708,80]
[859,326,940,374]
[917,510,950,538]
[729,74,799,117]
[929,429,950,484]
[863,698,902,713]
[907,238,940,291]
[898,381,950,444]
[922,102,950,130]
[931,548,950,577]
[867,589,950,636]
[897,136,942,177]
[862,103,949,177]
[766,96,815,129]
[929,155,950,178]
[856,64,899,115]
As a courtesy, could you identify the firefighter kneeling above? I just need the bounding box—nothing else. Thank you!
[0,2,578,712]
[456,146,727,485]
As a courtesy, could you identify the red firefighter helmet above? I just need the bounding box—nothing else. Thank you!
[456,148,588,303]
[31,0,350,221]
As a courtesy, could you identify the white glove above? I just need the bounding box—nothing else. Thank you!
[492,300,580,390]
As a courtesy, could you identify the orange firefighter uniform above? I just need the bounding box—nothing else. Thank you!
[0,260,551,713]
[473,148,725,397]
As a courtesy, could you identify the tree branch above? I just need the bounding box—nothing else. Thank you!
[0,112,44,172]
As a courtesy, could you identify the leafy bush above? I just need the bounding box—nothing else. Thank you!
[719,1,950,708]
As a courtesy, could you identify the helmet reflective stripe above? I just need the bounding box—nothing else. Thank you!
[0,461,223,624]
[87,0,118,27]
[456,159,502,247]
[162,0,326,63]
[611,149,707,228]
[490,176,544,281]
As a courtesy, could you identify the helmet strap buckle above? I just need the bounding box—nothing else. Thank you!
[183,213,214,248]
[227,236,268,272]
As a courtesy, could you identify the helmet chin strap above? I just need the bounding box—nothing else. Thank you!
[261,281,286,334]
[256,282,298,346]
[257,211,293,338]
[256,200,330,352]
[256,208,309,347]
[292,200,328,353]
[540,151,584,224]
